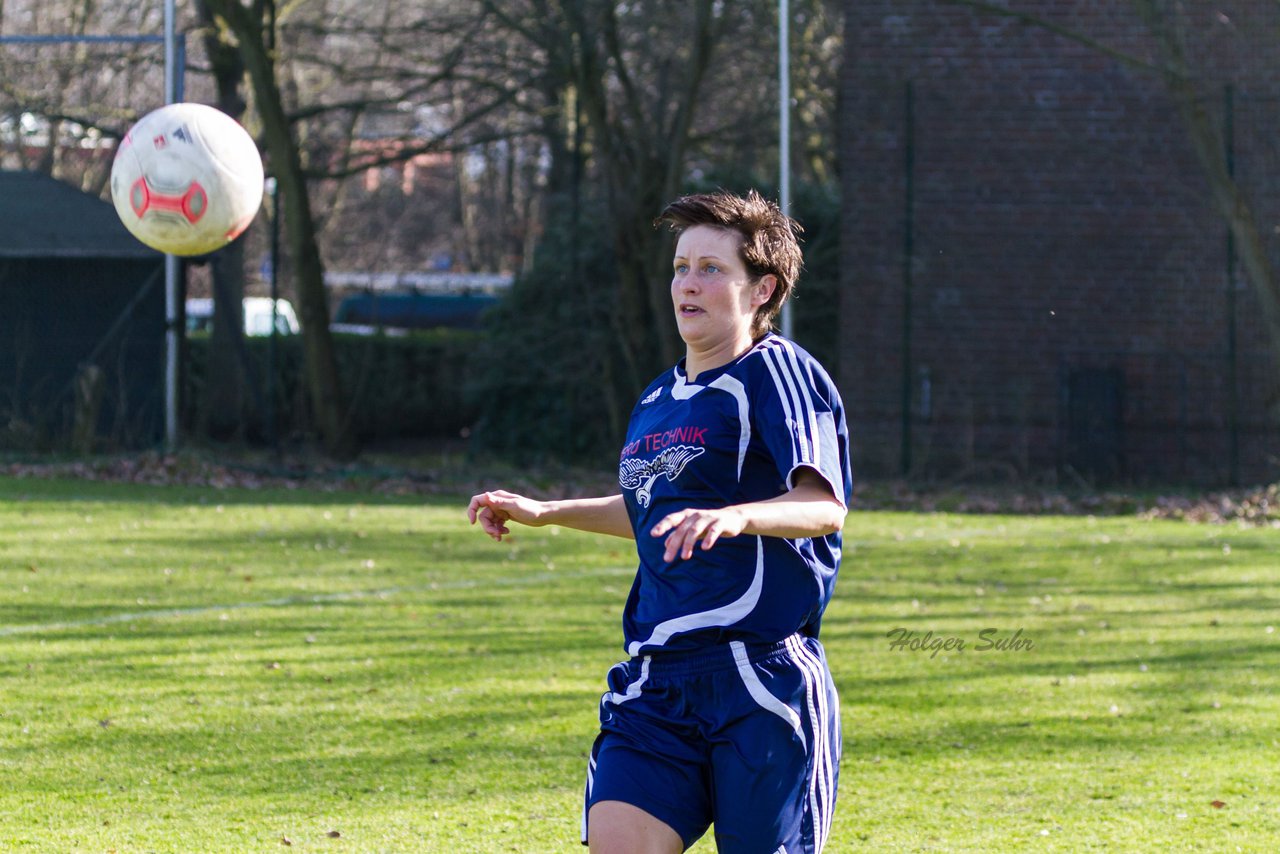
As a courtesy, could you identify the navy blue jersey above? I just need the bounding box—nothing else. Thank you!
[617,333,852,656]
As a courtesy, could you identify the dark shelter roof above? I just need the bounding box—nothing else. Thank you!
[0,170,161,259]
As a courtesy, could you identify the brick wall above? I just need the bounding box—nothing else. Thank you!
[840,0,1280,484]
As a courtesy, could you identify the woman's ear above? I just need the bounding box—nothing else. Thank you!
[753,274,778,309]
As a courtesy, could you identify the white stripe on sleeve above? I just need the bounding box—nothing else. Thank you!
[763,342,815,466]
[779,341,822,470]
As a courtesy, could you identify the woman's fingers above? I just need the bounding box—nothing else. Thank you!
[700,517,725,551]
[468,492,515,540]
[655,510,713,562]
[483,506,512,539]
[652,508,744,561]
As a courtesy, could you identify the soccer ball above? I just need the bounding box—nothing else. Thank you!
[110,102,265,256]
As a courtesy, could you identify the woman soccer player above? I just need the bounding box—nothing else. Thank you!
[467,189,851,854]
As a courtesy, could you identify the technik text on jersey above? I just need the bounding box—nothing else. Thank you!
[621,426,709,458]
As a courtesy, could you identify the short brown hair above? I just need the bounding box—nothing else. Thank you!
[655,189,803,338]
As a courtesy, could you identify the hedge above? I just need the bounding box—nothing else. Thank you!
[183,328,478,443]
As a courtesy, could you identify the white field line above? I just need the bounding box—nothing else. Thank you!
[0,565,634,637]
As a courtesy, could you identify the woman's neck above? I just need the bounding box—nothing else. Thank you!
[685,332,759,383]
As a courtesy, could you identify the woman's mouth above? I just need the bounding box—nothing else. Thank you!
[679,304,703,317]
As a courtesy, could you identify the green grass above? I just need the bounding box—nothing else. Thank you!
[1,476,1278,852]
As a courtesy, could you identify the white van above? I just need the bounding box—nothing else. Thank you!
[186,297,301,336]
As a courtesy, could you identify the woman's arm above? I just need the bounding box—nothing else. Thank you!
[648,467,846,562]
[467,490,634,541]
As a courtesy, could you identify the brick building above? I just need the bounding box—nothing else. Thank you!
[839,1,1280,484]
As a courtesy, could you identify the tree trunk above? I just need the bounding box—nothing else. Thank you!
[205,238,249,439]
[205,0,358,459]
[197,0,251,440]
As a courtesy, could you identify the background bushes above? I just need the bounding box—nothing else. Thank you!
[183,328,479,444]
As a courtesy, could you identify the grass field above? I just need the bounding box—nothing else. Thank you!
[1,473,1278,852]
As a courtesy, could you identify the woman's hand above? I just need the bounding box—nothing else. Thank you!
[466,492,634,541]
[648,469,845,562]
[650,506,748,562]
[466,490,548,541]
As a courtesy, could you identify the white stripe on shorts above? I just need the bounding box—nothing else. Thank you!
[731,640,807,749]
[786,634,836,851]
[587,657,650,843]
[602,656,650,706]
[581,754,596,843]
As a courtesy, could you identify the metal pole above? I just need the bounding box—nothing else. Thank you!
[163,0,180,449]
[1224,84,1239,487]
[900,81,916,477]
[778,0,793,339]
[266,178,280,451]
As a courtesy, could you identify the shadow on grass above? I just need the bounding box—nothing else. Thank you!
[21,691,601,800]
[3,604,623,674]
[0,475,460,508]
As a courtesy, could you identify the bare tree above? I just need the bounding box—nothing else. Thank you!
[264,0,543,274]
[478,0,735,391]
[201,0,358,459]
[0,0,163,187]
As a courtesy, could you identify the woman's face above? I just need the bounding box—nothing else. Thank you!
[670,225,773,355]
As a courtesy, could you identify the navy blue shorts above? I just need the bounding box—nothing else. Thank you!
[582,633,841,853]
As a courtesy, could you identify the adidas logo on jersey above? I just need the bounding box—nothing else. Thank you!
[641,387,662,405]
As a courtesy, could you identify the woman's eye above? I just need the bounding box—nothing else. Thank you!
[705,264,719,274]
[675,263,689,274]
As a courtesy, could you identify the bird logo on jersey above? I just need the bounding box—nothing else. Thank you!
[619,445,705,508]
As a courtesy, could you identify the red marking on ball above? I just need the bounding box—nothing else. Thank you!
[129,177,208,225]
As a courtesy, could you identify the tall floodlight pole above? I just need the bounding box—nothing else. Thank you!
[778,0,793,339]
[163,0,180,449]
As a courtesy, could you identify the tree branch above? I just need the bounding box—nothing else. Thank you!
[599,2,650,138]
